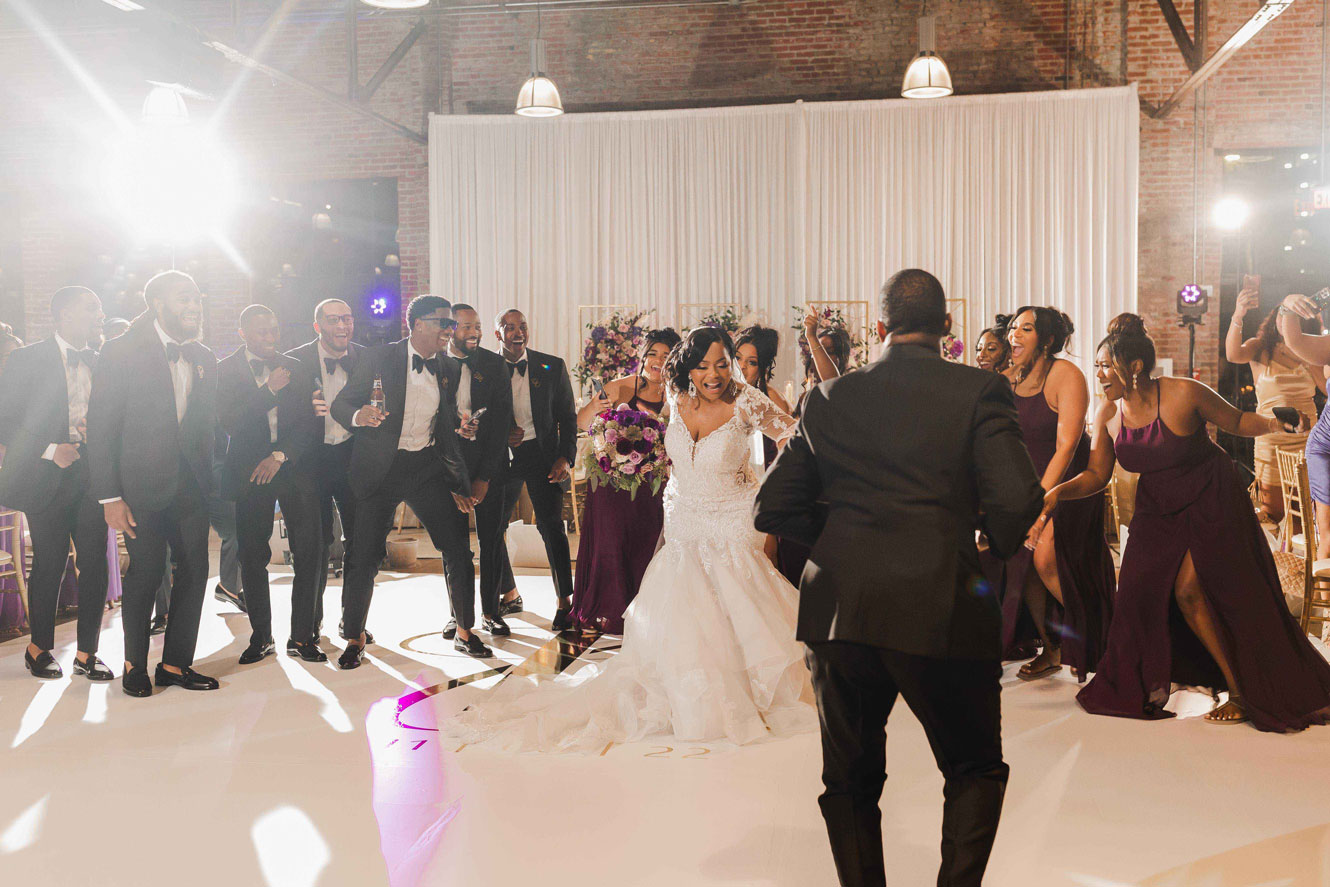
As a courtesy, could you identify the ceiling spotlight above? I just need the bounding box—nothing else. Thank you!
[1211,196,1249,231]
[1224,153,1241,162]
[1300,181,1311,189]
[516,4,563,118]
[360,0,429,8]
[141,84,188,127]
[1285,244,1294,251]
[902,14,953,99]
[1285,162,1294,169]
[1301,153,1311,160]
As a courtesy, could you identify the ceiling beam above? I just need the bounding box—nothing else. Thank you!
[361,18,427,102]
[1150,0,1297,119]
[1155,0,1199,71]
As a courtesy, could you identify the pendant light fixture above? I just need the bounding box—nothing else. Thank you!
[141,83,189,126]
[516,1,563,118]
[360,0,429,9]
[901,12,953,99]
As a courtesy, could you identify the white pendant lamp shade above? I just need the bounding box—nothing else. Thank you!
[359,0,429,9]
[516,38,563,117]
[902,15,953,99]
[141,85,189,126]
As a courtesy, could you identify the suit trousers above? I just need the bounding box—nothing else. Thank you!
[486,440,573,603]
[310,440,356,636]
[235,465,322,645]
[804,642,1008,887]
[340,449,474,638]
[25,457,109,653]
[120,461,210,669]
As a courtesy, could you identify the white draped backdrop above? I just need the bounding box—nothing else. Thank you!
[429,85,1137,389]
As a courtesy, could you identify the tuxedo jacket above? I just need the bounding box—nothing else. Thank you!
[508,348,578,472]
[285,338,365,449]
[450,346,513,485]
[329,338,471,500]
[86,314,217,512]
[0,338,86,513]
[216,348,317,500]
[754,343,1044,660]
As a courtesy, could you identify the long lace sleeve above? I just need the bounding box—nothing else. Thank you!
[737,384,797,443]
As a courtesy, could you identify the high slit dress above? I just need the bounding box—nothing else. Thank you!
[1077,403,1330,732]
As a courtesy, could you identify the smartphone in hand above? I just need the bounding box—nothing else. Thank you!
[1273,406,1302,431]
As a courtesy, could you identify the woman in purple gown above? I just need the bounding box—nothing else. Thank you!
[570,328,681,633]
[1040,314,1330,730]
[736,325,791,565]
[1001,307,1115,682]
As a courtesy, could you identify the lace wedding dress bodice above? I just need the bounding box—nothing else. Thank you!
[662,382,797,550]
[443,379,812,753]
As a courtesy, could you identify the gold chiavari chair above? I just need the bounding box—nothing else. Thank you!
[1276,448,1308,555]
[1270,450,1330,636]
[0,509,30,626]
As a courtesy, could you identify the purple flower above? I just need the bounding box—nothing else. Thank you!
[623,464,637,475]
[591,328,607,342]
[628,451,643,464]
[616,439,634,455]
[598,456,612,472]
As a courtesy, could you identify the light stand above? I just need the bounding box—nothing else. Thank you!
[1179,315,1201,379]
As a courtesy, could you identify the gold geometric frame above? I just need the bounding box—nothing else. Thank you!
[678,302,743,331]
[946,298,969,364]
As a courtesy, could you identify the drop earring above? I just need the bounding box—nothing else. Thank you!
[688,380,698,401]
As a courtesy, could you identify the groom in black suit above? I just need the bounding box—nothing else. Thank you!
[755,269,1043,887]
[0,287,113,681]
[88,270,221,697]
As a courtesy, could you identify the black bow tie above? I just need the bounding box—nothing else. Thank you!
[165,342,186,364]
[250,357,277,377]
[323,356,348,375]
[66,348,97,369]
[454,352,476,367]
[412,354,439,376]
[508,359,528,377]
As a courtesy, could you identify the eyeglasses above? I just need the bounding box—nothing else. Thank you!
[322,314,354,325]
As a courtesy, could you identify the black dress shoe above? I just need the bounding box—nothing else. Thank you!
[291,640,328,663]
[286,638,299,656]
[214,583,246,613]
[154,664,220,691]
[149,615,168,636]
[72,655,114,681]
[338,643,365,670]
[24,649,62,679]
[551,608,574,632]
[239,639,275,665]
[482,615,511,637]
[441,618,457,640]
[498,595,524,617]
[339,620,373,645]
[454,633,493,659]
[122,667,152,698]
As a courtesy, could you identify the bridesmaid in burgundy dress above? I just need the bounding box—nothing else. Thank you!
[570,328,681,633]
[1002,307,1115,682]
[1040,314,1330,730]
[974,315,1012,374]
[736,325,791,565]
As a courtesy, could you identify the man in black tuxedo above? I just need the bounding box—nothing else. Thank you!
[755,269,1043,887]
[485,309,577,628]
[88,270,221,697]
[218,304,324,665]
[0,287,113,681]
[287,298,364,647]
[440,303,514,641]
[330,295,477,667]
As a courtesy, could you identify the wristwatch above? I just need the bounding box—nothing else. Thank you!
[271,451,287,464]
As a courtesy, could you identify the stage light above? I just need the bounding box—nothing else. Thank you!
[1211,196,1249,231]
[95,126,238,245]
[902,15,953,99]
[371,297,388,316]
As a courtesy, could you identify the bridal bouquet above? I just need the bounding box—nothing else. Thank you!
[585,406,670,500]
[575,310,651,392]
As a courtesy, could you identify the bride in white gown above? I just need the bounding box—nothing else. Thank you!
[445,327,817,753]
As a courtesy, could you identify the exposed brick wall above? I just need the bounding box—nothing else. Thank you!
[1,0,1324,386]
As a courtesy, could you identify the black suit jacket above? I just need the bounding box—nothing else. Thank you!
[216,348,316,500]
[754,343,1044,660]
[0,338,84,513]
[285,338,365,449]
[329,338,470,500]
[506,348,578,471]
[86,314,217,512]
[450,346,513,485]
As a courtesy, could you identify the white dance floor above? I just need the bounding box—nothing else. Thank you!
[2,567,1329,886]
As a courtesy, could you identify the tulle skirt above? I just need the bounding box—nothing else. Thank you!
[443,534,817,754]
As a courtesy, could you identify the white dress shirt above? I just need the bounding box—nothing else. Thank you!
[244,348,279,444]
[155,320,192,425]
[449,341,474,417]
[41,333,93,461]
[507,354,536,444]
[399,343,440,452]
[317,343,351,446]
